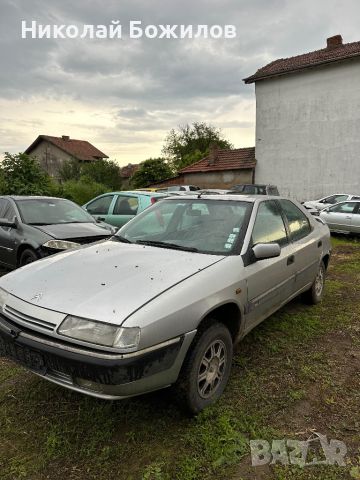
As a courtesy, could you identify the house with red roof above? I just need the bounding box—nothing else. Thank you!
[148,144,256,189]
[25,135,108,179]
[243,34,360,200]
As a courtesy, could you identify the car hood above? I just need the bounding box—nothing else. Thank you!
[32,222,112,239]
[0,240,224,324]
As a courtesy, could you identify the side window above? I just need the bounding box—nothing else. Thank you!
[243,185,255,194]
[325,195,348,204]
[3,202,16,221]
[252,201,288,246]
[330,202,356,214]
[86,195,114,215]
[0,199,8,218]
[113,196,139,215]
[280,200,312,241]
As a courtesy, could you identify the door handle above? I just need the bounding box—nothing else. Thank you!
[287,255,295,266]
[345,216,352,219]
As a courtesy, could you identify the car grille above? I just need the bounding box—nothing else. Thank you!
[3,305,56,332]
[68,235,110,245]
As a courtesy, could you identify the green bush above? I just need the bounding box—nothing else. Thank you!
[61,177,108,205]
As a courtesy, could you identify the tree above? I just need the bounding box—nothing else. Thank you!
[162,122,233,171]
[58,158,81,182]
[0,152,57,195]
[81,159,122,190]
[130,158,174,188]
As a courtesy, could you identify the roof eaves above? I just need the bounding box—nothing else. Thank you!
[243,51,360,84]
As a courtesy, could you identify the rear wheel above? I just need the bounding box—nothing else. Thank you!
[175,322,233,414]
[19,248,39,267]
[303,260,326,304]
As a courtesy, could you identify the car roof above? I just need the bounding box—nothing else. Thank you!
[161,194,288,203]
[95,191,168,197]
[2,195,69,201]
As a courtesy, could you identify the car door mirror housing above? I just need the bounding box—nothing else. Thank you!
[252,243,281,260]
[0,218,17,228]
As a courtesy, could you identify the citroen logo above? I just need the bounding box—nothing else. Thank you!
[30,293,43,303]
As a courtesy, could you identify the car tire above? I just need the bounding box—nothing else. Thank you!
[303,260,326,305]
[175,322,233,415]
[19,248,39,267]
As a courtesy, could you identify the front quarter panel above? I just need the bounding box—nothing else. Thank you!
[122,255,247,350]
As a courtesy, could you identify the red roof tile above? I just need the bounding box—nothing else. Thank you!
[180,147,256,173]
[244,35,360,84]
[120,163,139,178]
[25,135,108,161]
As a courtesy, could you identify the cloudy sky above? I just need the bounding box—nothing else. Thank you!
[1,0,359,166]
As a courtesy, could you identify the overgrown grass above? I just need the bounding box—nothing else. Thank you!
[0,235,359,480]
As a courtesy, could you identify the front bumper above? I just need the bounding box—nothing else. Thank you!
[0,314,196,399]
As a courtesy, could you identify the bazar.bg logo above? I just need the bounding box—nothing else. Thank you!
[250,432,347,467]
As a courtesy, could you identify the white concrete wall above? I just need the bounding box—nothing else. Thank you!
[254,59,360,201]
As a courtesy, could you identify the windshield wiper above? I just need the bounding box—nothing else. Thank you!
[112,235,133,244]
[28,222,54,226]
[136,240,198,252]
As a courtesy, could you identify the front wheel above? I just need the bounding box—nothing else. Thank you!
[19,248,39,267]
[175,322,233,414]
[303,260,326,305]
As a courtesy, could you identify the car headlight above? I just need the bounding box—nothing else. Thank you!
[58,316,141,349]
[42,240,80,250]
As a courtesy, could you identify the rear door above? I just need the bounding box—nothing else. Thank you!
[107,194,139,228]
[244,200,295,331]
[278,199,320,293]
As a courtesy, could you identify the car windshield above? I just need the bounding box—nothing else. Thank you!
[16,198,96,225]
[118,199,252,255]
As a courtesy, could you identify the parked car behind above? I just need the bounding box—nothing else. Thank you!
[0,196,115,269]
[319,200,360,234]
[303,193,360,211]
[0,195,331,413]
[229,184,279,195]
[156,185,201,193]
[83,191,168,228]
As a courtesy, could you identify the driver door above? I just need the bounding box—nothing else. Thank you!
[244,200,296,332]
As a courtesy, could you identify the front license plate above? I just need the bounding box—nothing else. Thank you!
[0,336,46,374]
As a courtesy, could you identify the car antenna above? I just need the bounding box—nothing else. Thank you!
[197,191,204,199]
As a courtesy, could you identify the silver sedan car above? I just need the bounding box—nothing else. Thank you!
[303,193,360,211]
[320,200,360,234]
[0,195,331,413]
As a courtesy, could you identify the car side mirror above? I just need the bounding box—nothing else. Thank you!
[323,207,330,213]
[252,243,281,260]
[0,218,17,228]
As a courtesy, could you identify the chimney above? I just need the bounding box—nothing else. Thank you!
[208,143,219,166]
[62,135,70,141]
[326,35,343,49]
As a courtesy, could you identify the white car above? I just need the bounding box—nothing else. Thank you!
[303,194,360,211]
[320,200,360,234]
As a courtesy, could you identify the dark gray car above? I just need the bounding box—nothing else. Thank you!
[0,196,115,269]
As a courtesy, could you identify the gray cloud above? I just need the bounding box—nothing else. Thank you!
[1,0,360,158]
